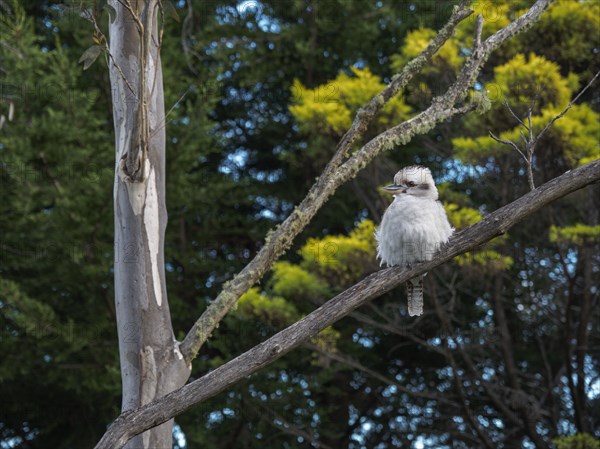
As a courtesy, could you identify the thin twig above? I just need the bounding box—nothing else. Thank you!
[489,70,599,192]
[84,3,137,97]
[505,100,527,128]
[156,0,165,50]
[181,0,200,76]
[106,48,137,97]
[249,399,335,449]
[116,0,143,32]
[474,14,484,50]
[527,109,533,150]
[519,129,528,146]
[150,85,194,139]
[148,0,162,102]
[489,130,527,162]
[305,343,455,405]
[534,70,600,146]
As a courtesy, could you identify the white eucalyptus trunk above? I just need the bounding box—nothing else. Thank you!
[107,1,190,447]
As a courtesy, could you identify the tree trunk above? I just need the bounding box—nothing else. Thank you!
[108,1,190,447]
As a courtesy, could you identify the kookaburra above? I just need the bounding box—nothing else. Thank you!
[375,166,453,316]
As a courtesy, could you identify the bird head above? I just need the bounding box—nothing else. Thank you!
[383,165,438,200]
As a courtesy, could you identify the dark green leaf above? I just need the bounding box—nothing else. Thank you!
[163,0,180,23]
[78,45,104,70]
[104,3,117,23]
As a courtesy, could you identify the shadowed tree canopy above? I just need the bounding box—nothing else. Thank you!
[0,0,598,448]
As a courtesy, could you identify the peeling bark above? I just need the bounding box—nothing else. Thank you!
[108,1,190,447]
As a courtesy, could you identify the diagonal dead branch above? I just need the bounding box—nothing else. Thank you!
[95,157,598,449]
[180,0,554,365]
[179,0,477,364]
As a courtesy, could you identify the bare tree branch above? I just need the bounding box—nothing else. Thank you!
[535,69,600,145]
[248,398,334,449]
[489,130,527,161]
[473,14,484,50]
[180,0,554,364]
[506,100,527,127]
[95,158,599,449]
[489,69,599,191]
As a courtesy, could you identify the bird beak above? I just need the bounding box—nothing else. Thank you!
[384,184,405,194]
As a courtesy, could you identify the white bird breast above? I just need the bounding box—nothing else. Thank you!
[376,194,453,267]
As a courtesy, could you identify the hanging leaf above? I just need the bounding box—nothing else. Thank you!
[95,0,107,12]
[163,0,180,22]
[104,3,117,23]
[78,45,104,70]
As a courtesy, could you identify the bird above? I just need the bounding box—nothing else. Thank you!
[375,166,453,316]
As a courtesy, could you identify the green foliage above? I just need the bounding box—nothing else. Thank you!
[550,224,600,246]
[270,261,329,302]
[231,221,378,369]
[522,0,600,81]
[552,433,600,449]
[451,51,598,168]
[444,203,513,271]
[237,220,377,328]
[391,27,462,74]
[454,249,513,271]
[538,105,600,167]
[0,5,121,445]
[454,0,513,41]
[290,67,411,137]
[0,278,59,347]
[237,287,300,327]
[390,25,465,107]
[453,102,600,167]
[492,53,576,113]
[309,325,341,355]
[444,203,483,229]
[299,219,377,286]
[452,134,505,164]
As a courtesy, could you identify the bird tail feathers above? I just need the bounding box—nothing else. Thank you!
[406,275,424,317]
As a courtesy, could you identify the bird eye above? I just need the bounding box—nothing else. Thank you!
[407,181,415,187]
